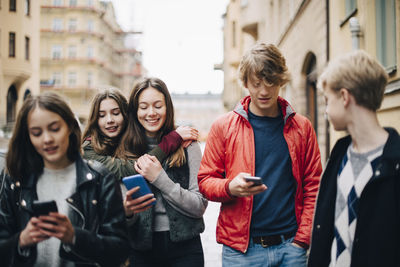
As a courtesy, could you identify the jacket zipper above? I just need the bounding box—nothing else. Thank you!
[66,201,100,266]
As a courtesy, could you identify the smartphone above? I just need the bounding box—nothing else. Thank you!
[243,176,263,186]
[122,174,155,204]
[32,200,58,217]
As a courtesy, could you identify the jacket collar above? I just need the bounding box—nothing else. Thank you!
[330,127,400,163]
[22,154,96,188]
[234,95,296,124]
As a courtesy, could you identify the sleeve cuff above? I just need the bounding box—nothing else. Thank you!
[17,243,31,257]
[158,130,183,155]
[225,180,235,198]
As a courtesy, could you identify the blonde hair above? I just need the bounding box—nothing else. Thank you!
[318,50,388,111]
[239,43,290,88]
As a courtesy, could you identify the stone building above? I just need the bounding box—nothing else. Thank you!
[172,92,225,141]
[221,0,400,163]
[39,0,143,121]
[0,0,40,134]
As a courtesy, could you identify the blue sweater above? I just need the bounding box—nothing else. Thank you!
[248,110,297,236]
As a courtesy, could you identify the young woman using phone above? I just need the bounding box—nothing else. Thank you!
[82,88,199,215]
[0,92,129,266]
[115,77,207,267]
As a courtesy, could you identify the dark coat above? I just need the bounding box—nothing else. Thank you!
[0,155,130,267]
[308,128,400,267]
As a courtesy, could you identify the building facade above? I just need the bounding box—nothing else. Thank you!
[222,0,400,163]
[172,93,225,141]
[0,0,40,134]
[40,0,143,121]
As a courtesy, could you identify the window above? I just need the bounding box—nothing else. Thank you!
[9,32,15,57]
[68,45,77,58]
[9,0,16,11]
[87,72,93,87]
[345,0,357,17]
[25,0,30,15]
[68,72,77,87]
[53,0,62,6]
[52,18,63,31]
[232,21,236,48]
[25,36,29,60]
[69,0,77,6]
[87,20,94,32]
[52,45,62,59]
[52,72,62,86]
[376,0,397,73]
[87,0,93,6]
[68,18,77,32]
[87,46,94,58]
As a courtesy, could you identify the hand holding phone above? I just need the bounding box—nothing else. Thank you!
[122,174,155,205]
[243,176,263,186]
[32,200,58,217]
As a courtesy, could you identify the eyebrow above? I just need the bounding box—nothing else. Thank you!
[139,100,163,105]
[29,120,60,130]
[99,107,120,112]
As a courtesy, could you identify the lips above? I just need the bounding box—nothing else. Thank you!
[145,118,160,126]
[44,146,58,154]
[259,97,271,103]
[106,126,119,132]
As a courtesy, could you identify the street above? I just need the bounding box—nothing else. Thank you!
[201,201,222,267]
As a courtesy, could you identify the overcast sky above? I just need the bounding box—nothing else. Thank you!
[110,0,229,94]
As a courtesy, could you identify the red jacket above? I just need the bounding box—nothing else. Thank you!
[198,96,322,253]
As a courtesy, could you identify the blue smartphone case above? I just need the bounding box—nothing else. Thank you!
[122,174,154,203]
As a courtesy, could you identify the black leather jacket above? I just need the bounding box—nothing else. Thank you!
[0,155,130,267]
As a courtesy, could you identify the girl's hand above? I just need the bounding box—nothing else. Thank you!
[19,217,50,248]
[36,213,75,245]
[124,187,156,217]
[134,154,163,182]
[175,126,199,142]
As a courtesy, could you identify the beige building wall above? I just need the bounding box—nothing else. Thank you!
[0,0,40,134]
[328,0,400,145]
[40,0,143,122]
[172,93,225,141]
[222,1,243,111]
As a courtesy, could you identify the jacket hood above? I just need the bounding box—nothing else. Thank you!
[234,95,296,124]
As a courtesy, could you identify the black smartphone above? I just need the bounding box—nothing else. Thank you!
[32,200,58,217]
[243,176,263,186]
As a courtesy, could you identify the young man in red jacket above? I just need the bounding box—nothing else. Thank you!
[198,43,322,267]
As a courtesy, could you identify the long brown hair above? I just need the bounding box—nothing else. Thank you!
[82,88,128,155]
[115,77,185,167]
[6,92,81,181]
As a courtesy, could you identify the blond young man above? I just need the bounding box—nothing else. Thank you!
[308,50,400,267]
[198,43,322,267]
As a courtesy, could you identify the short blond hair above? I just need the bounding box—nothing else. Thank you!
[239,43,290,88]
[318,50,388,111]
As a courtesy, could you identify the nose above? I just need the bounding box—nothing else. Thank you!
[148,106,156,116]
[106,113,115,123]
[43,131,54,143]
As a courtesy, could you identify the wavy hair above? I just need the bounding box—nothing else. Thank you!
[239,43,291,88]
[115,77,185,167]
[82,88,128,155]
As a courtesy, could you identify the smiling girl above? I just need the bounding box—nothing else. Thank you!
[0,92,129,266]
[115,77,207,267]
[82,88,199,215]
